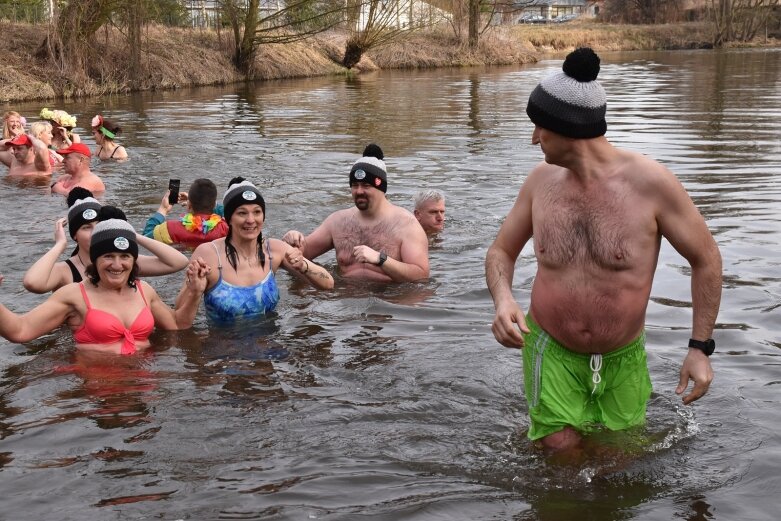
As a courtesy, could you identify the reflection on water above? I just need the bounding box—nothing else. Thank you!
[0,48,779,519]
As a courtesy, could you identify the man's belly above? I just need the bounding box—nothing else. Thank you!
[529,275,651,354]
[340,263,392,282]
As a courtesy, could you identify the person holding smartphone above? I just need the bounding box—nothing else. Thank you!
[143,178,228,247]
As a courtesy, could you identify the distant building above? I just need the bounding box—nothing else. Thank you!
[354,0,451,31]
[183,0,284,28]
[511,0,592,22]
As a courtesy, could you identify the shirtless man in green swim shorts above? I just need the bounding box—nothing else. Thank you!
[485,48,723,452]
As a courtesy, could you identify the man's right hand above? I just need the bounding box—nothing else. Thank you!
[282,230,305,249]
[491,301,530,349]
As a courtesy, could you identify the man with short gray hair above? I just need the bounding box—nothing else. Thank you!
[413,189,445,236]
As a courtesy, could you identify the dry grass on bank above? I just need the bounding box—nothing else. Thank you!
[368,26,536,69]
[512,20,716,52]
[0,22,345,102]
[253,37,345,80]
[0,22,244,100]
[1,19,778,102]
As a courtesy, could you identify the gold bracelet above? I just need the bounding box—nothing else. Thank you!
[302,259,310,274]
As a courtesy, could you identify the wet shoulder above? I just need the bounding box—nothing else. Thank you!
[619,150,678,196]
[325,208,358,227]
[53,281,89,312]
[392,204,423,230]
[192,239,222,263]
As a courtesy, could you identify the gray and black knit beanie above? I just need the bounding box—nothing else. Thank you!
[349,144,387,193]
[89,219,138,264]
[67,196,101,239]
[526,47,607,139]
[223,179,265,222]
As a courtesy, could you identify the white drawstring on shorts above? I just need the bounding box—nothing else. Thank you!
[590,353,602,395]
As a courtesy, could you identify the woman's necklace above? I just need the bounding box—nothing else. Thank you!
[230,239,260,266]
[236,247,256,265]
[75,252,89,270]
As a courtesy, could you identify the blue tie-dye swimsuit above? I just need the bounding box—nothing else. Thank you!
[203,241,280,323]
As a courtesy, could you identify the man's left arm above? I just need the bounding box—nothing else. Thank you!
[384,221,430,282]
[353,220,430,282]
[656,167,722,405]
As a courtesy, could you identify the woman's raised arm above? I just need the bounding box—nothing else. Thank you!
[135,233,189,276]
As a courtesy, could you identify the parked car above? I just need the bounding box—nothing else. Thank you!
[552,13,579,23]
[517,13,547,24]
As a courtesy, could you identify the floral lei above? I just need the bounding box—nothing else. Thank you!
[181,213,222,235]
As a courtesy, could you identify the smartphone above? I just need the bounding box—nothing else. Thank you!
[168,179,180,205]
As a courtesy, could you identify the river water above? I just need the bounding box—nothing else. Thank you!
[1,48,779,520]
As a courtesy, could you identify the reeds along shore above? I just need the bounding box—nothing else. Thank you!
[0,20,775,103]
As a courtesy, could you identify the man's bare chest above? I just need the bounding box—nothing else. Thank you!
[332,217,403,259]
[534,186,650,270]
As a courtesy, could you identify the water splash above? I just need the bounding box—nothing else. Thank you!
[648,405,701,451]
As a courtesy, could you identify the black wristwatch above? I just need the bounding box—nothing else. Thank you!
[688,338,715,356]
[377,251,387,267]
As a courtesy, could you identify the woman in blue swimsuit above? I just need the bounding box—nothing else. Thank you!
[180,178,333,324]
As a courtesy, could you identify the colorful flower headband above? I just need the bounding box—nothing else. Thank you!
[40,108,77,129]
[91,115,115,139]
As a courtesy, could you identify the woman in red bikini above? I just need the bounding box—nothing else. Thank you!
[0,219,209,355]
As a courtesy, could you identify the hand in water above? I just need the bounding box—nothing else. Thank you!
[677,349,713,404]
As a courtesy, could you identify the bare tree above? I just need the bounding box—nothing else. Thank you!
[602,0,685,23]
[220,0,347,74]
[452,0,531,49]
[468,0,480,48]
[38,0,116,76]
[343,0,449,68]
[711,0,779,46]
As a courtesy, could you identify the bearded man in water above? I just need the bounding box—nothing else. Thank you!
[283,144,429,283]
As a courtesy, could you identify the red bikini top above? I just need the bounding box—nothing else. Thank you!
[73,281,155,355]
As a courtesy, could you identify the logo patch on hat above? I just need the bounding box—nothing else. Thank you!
[374,178,381,187]
[114,237,130,250]
[242,190,257,201]
[82,209,97,220]
[354,169,366,180]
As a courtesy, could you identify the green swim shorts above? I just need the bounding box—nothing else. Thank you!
[521,315,652,441]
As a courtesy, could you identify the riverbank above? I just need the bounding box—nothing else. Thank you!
[1,20,778,103]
